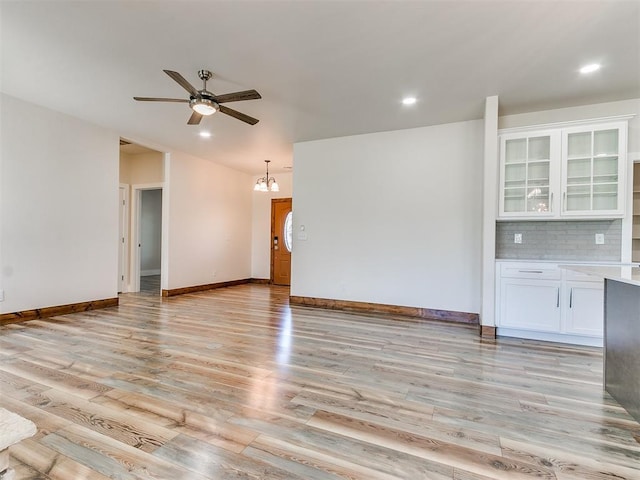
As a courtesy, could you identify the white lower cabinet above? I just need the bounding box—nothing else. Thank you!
[500,279,561,332]
[563,281,604,337]
[496,262,604,346]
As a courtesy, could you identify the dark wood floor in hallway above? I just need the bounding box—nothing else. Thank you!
[1,284,639,479]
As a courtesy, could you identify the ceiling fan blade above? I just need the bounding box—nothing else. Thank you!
[163,70,199,97]
[187,111,203,125]
[133,97,189,103]
[219,105,259,125]
[214,90,262,104]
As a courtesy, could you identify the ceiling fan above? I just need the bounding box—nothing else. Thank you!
[134,69,261,125]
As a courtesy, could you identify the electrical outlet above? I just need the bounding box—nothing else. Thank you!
[212,271,217,279]
[595,233,605,245]
[0,290,4,302]
[514,233,522,244]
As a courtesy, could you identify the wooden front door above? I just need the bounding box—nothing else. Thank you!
[271,198,292,286]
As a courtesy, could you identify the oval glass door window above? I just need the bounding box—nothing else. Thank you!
[284,211,293,252]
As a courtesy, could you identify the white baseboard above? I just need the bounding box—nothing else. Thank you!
[497,327,603,347]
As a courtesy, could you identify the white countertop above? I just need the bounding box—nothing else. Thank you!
[560,264,640,287]
[497,259,633,265]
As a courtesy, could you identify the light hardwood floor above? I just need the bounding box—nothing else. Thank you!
[1,284,639,479]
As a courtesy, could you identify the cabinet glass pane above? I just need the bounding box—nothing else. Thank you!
[527,162,549,185]
[566,158,591,184]
[567,132,591,158]
[504,188,525,212]
[593,193,617,210]
[593,183,617,195]
[527,187,550,212]
[594,129,618,156]
[566,185,591,211]
[504,163,525,187]
[505,138,526,163]
[529,136,550,160]
[593,156,618,183]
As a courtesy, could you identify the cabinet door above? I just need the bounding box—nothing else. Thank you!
[499,131,560,218]
[561,122,626,217]
[499,279,562,332]
[563,281,604,337]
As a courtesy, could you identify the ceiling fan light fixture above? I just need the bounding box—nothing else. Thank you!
[191,98,218,116]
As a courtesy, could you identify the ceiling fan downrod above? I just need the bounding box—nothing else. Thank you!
[198,70,212,90]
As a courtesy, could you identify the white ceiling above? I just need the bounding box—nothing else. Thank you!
[2,1,638,175]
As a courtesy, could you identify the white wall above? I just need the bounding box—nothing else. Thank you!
[119,151,164,185]
[0,94,119,312]
[292,120,484,314]
[140,189,162,274]
[251,172,293,279]
[166,151,252,289]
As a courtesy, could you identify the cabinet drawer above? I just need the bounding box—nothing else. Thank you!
[500,263,561,280]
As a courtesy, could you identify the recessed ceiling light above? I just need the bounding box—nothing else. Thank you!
[402,97,417,105]
[199,131,212,138]
[579,63,601,74]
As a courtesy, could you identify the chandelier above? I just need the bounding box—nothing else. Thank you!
[253,160,279,192]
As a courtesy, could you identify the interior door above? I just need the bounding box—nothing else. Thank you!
[271,198,292,286]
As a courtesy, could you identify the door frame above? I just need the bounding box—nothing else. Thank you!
[270,197,292,284]
[118,184,130,293]
[130,183,164,293]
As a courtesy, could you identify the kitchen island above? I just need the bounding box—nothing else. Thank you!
[561,265,640,423]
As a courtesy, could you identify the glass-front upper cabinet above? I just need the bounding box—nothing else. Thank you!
[498,119,628,220]
[562,122,626,216]
[499,130,560,217]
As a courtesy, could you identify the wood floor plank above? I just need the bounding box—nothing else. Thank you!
[230,412,455,479]
[244,433,452,480]
[20,389,178,453]
[0,395,73,441]
[0,358,112,400]
[307,409,556,479]
[152,433,308,479]
[10,438,112,480]
[290,389,505,456]
[1,284,639,479]
[500,437,640,480]
[432,405,640,470]
[43,425,213,480]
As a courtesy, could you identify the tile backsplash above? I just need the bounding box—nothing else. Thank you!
[496,220,621,261]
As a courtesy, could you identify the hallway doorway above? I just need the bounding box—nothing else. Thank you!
[119,139,165,294]
[139,188,162,294]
